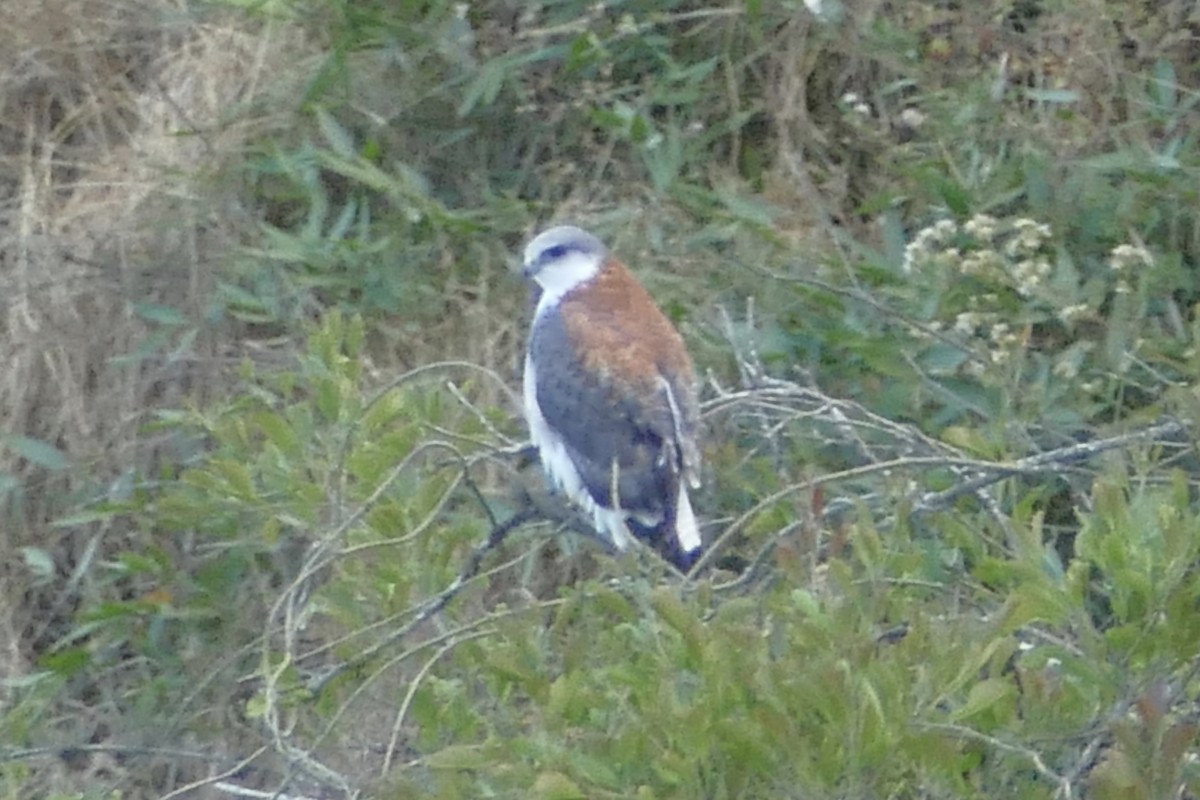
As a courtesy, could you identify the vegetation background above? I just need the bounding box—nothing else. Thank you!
[1,0,1198,797]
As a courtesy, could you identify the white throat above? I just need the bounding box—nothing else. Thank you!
[531,252,602,317]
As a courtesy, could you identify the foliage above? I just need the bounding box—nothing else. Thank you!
[14,309,1195,799]
[3,0,1200,798]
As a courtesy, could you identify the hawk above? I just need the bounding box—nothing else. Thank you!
[521,225,702,569]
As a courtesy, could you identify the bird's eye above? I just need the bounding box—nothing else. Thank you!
[544,244,567,261]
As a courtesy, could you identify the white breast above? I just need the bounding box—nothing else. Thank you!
[522,350,634,551]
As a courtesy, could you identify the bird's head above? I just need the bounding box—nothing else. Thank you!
[522,225,607,301]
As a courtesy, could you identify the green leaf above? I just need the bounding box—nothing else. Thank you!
[251,411,301,459]
[953,677,1015,723]
[935,177,971,216]
[51,509,122,528]
[212,459,256,500]
[650,586,703,665]
[217,281,278,323]
[315,107,357,158]
[1151,58,1177,113]
[458,47,565,116]
[426,744,489,770]
[21,547,55,584]
[1024,88,1079,104]
[245,693,268,720]
[715,185,777,227]
[4,436,68,470]
[919,343,970,374]
[39,647,91,677]
[1087,747,1139,800]
[132,302,188,326]
[532,772,586,800]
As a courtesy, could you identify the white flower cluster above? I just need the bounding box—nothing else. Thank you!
[1010,256,1052,298]
[963,213,998,240]
[1007,218,1053,256]
[905,214,1055,299]
[903,213,1159,394]
[902,218,959,275]
[953,310,997,334]
[840,92,872,117]
[1108,243,1152,272]
[903,213,1062,373]
[1109,243,1152,295]
[1057,303,1090,325]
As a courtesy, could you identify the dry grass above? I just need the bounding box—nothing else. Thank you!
[0,0,315,744]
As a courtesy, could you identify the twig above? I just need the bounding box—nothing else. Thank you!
[307,586,566,762]
[911,419,1189,515]
[158,746,270,800]
[917,722,1065,790]
[0,744,229,764]
[383,632,491,774]
[213,782,320,800]
[301,502,538,695]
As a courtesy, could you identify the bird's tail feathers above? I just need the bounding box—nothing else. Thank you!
[673,481,701,555]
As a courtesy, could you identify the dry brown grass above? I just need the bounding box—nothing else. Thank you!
[0,0,316,747]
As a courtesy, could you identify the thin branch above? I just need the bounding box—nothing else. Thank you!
[213,782,320,800]
[0,744,229,764]
[383,632,489,775]
[911,419,1189,515]
[301,501,538,695]
[917,722,1065,790]
[158,746,271,800]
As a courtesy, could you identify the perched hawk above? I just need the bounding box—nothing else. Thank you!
[521,225,702,569]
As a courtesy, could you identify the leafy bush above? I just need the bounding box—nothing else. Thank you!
[34,310,1193,800]
[5,1,1200,798]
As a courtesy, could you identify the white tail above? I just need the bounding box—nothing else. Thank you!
[673,480,701,553]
